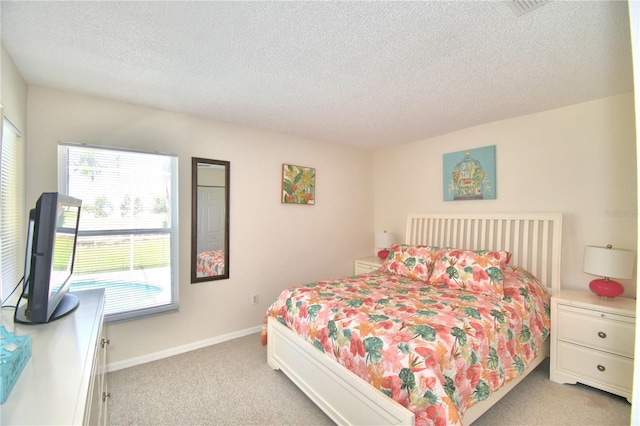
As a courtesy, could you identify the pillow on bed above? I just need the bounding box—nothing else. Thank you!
[380,244,442,282]
[429,249,508,299]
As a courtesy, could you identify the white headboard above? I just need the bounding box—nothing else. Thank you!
[406,212,563,295]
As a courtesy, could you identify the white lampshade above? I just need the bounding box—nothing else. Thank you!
[375,231,396,249]
[583,245,635,279]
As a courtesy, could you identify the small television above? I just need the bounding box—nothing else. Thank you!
[14,192,82,324]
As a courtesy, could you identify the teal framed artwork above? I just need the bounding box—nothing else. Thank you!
[443,145,496,201]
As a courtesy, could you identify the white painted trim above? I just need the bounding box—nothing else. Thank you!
[268,317,414,425]
[406,212,563,295]
[107,325,262,372]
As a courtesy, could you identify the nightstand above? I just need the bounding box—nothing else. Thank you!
[354,256,383,275]
[550,289,636,402]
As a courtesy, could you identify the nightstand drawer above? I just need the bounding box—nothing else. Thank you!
[557,341,633,393]
[356,263,379,274]
[556,305,635,358]
[354,257,383,275]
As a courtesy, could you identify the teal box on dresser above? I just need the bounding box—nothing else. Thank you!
[0,326,31,403]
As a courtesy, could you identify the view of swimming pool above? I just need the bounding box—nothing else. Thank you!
[69,268,171,316]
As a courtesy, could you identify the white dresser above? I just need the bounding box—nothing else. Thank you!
[550,289,635,402]
[354,256,383,275]
[1,289,109,425]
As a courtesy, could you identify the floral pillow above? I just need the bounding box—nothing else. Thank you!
[429,249,509,299]
[380,244,443,282]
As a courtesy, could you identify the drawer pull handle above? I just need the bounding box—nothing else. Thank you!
[597,331,607,339]
[597,364,606,372]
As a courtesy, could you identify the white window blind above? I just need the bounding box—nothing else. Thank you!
[58,143,178,323]
[0,117,25,304]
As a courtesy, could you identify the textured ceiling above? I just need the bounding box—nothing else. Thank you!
[0,1,633,149]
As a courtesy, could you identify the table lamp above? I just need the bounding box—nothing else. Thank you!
[583,244,635,298]
[375,231,396,260]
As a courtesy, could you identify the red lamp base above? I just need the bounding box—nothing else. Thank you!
[377,249,390,260]
[589,278,624,298]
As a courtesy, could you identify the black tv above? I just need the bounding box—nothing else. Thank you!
[15,192,82,324]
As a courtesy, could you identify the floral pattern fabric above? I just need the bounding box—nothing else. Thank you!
[196,249,225,277]
[429,249,508,299]
[261,265,550,426]
[380,244,443,282]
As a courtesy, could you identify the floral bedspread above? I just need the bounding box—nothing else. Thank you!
[261,265,550,426]
[196,249,225,277]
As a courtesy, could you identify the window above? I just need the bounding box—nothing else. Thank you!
[0,117,25,304]
[58,143,178,323]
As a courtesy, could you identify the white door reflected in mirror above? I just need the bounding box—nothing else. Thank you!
[192,158,230,282]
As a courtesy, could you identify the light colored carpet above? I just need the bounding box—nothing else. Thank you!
[108,333,631,426]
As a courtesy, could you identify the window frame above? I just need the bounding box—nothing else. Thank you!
[58,142,179,323]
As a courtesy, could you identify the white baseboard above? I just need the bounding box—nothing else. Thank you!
[106,325,263,372]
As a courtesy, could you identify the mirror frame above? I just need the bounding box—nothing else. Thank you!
[191,157,230,283]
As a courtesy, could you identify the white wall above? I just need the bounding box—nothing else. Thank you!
[374,92,638,297]
[25,86,374,365]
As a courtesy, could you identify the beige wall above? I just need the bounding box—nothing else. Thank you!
[374,92,638,297]
[198,164,226,187]
[1,44,27,132]
[1,45,28,300]
[8,41,638,367]
[25,86,374,365]
[628,1,640,418]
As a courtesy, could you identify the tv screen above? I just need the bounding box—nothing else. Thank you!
[15,192,82,324]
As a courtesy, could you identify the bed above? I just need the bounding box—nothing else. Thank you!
[196,249,226,277]
[262,212,562,425]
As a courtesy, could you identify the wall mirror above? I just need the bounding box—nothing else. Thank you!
[191,157,230,283]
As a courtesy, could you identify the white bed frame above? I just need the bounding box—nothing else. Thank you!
[267,212,563,425]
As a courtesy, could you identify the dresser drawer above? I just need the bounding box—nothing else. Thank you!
[556,305,635,358]
[557,341,633,394]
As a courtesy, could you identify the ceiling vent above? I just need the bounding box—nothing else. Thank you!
[507,0,550,17]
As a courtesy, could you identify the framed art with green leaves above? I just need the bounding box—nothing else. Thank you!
[282,163,315,205]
